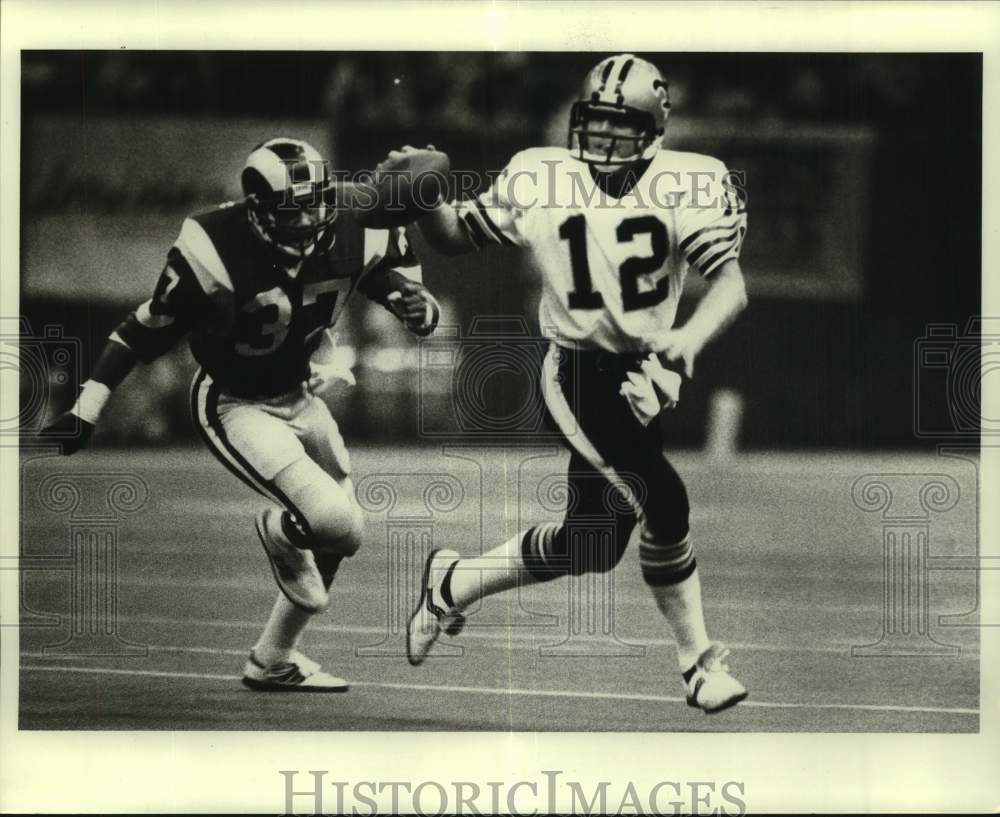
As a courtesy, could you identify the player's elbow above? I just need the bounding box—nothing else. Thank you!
[415,208,474,256]
[717,260,748,313]
[733,274,749,313]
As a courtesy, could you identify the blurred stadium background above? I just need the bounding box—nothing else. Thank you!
[19,51,981,449]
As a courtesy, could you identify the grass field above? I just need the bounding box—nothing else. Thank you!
[16,445,981,732]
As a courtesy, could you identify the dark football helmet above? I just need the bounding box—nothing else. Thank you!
[568,54,671,168]
[241,137,338,259]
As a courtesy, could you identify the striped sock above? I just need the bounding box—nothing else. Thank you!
[638,531,696,586]
[519,522,565,581]
[649,564,711,671]
[442,526,552,611]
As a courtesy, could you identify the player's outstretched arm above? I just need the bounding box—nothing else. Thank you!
[377,145,475,256]
[41,252,206,454]
[657,259,748,379]
[40,335,138,454]
[416,201,477,256]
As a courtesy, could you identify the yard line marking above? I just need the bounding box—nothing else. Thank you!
[24,612,977,657]
[21,664,237,683]
[37,613,955,656]
[19,663,979,717]
[20,572,923,614]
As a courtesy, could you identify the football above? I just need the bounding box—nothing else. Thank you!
[354,148,451,228]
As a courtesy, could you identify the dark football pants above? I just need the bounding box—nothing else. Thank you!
[524,343,693,583]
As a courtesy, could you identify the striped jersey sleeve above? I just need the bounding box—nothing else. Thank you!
[677,161,748,278]
[455,158,532,249]
[114,218,222,361]
[358,226,424,306]
[361,226,422,282]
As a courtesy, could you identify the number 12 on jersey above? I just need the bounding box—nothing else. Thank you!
[559,214,671,312]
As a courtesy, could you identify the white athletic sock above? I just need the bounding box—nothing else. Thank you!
[649,567,712,671]
[252,591,313,666]
[435,530,539,612]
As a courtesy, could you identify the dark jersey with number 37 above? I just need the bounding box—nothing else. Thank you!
[115,199,420,398]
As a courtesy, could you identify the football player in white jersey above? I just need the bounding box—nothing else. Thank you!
[398,54,749,713]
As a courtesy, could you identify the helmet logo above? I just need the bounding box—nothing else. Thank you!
[242,138,338,259]
[598,59,615,91]
[569,55,671,168]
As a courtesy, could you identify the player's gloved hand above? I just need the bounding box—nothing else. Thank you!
[658,326,702,379]
[308,332,356,395]
[619,354,682,427]
[40,411,95,454]
[40,379,111,454]
[387,280,440,337]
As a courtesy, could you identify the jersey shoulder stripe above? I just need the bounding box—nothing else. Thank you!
[699,239,743,278]
[686,227,741,266]
[461,210,491,248]
[679,216,743,254]
[472,197,516,246]
[174,214,235,295]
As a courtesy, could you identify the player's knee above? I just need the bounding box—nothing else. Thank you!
[274,458,364,557]
[308,495,363,557]
[638,525,697,586]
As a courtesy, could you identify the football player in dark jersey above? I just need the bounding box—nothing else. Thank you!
[43,137,442,691]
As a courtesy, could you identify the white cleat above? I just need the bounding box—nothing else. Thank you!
[406,548,465,666]
[255,507,329,614]
[241,649,348,692]
[684,643,748,714]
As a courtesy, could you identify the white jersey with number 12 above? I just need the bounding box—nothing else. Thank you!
[456,146,747,354]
